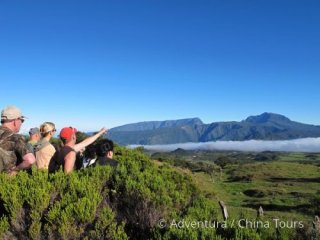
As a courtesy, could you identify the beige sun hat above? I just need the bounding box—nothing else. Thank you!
[1,106,26,120]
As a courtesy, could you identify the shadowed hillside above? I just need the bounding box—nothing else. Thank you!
[108,113,320,145]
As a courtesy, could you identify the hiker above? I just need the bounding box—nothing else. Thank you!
[35,122,56,170]
[57,127,107,173]
[94,139,118,167]
[0,106,36,175]
[27,127,41,153]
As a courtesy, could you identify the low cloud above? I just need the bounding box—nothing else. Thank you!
[129,138,320,153]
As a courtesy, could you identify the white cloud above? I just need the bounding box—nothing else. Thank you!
[129,138,320,153]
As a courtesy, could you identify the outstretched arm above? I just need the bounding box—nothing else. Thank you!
[73,128,107,152]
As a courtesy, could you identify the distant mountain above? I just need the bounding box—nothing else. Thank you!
[244,112,292,124]
[110,118,203,132]
[107,113,320,145]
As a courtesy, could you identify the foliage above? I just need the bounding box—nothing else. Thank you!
[0,165,126,239]
[0,147,316,239]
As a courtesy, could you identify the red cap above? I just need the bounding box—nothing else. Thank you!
[60,127,77,141]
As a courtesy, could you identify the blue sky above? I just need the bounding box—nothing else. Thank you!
[0,0,320,132]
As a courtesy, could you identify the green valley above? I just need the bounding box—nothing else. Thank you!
[0,146,319,239]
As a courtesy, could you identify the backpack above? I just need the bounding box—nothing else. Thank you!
[0,133,17,172]
[34,139,51,153]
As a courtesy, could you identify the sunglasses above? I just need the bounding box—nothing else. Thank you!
[17,118,25,123]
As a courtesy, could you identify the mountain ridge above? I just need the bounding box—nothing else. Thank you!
[110,117,203,132]
[107,113,320,145]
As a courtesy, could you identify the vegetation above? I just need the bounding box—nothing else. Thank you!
[152,150,320,239]
[0,146,319,239]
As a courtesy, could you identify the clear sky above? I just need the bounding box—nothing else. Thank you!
[1,0,319,132]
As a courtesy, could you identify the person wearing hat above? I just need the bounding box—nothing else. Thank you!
[35,122,56,170]
[27,127,41,153]
[0,106,36,175]
[56,126,107,173]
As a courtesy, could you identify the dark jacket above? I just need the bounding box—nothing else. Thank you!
[95,156,118,167]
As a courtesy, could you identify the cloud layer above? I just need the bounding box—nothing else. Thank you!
[129,138,320,153]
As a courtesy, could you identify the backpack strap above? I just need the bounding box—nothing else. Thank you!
[34,139,51,152]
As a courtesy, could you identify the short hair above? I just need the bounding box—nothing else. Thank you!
[96,139,114,157]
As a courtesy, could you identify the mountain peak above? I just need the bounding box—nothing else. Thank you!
[108,113,320,145]
[244,112,291,124]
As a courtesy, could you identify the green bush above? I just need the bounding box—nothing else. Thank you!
[0,146,307,239]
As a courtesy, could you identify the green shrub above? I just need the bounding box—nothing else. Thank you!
[0,216,9,238]
[0,146,306,239]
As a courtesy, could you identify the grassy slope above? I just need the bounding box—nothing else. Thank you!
[160,152,320,223]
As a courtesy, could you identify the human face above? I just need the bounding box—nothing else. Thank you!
[107,150,114,159]
[14,118,24,132]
